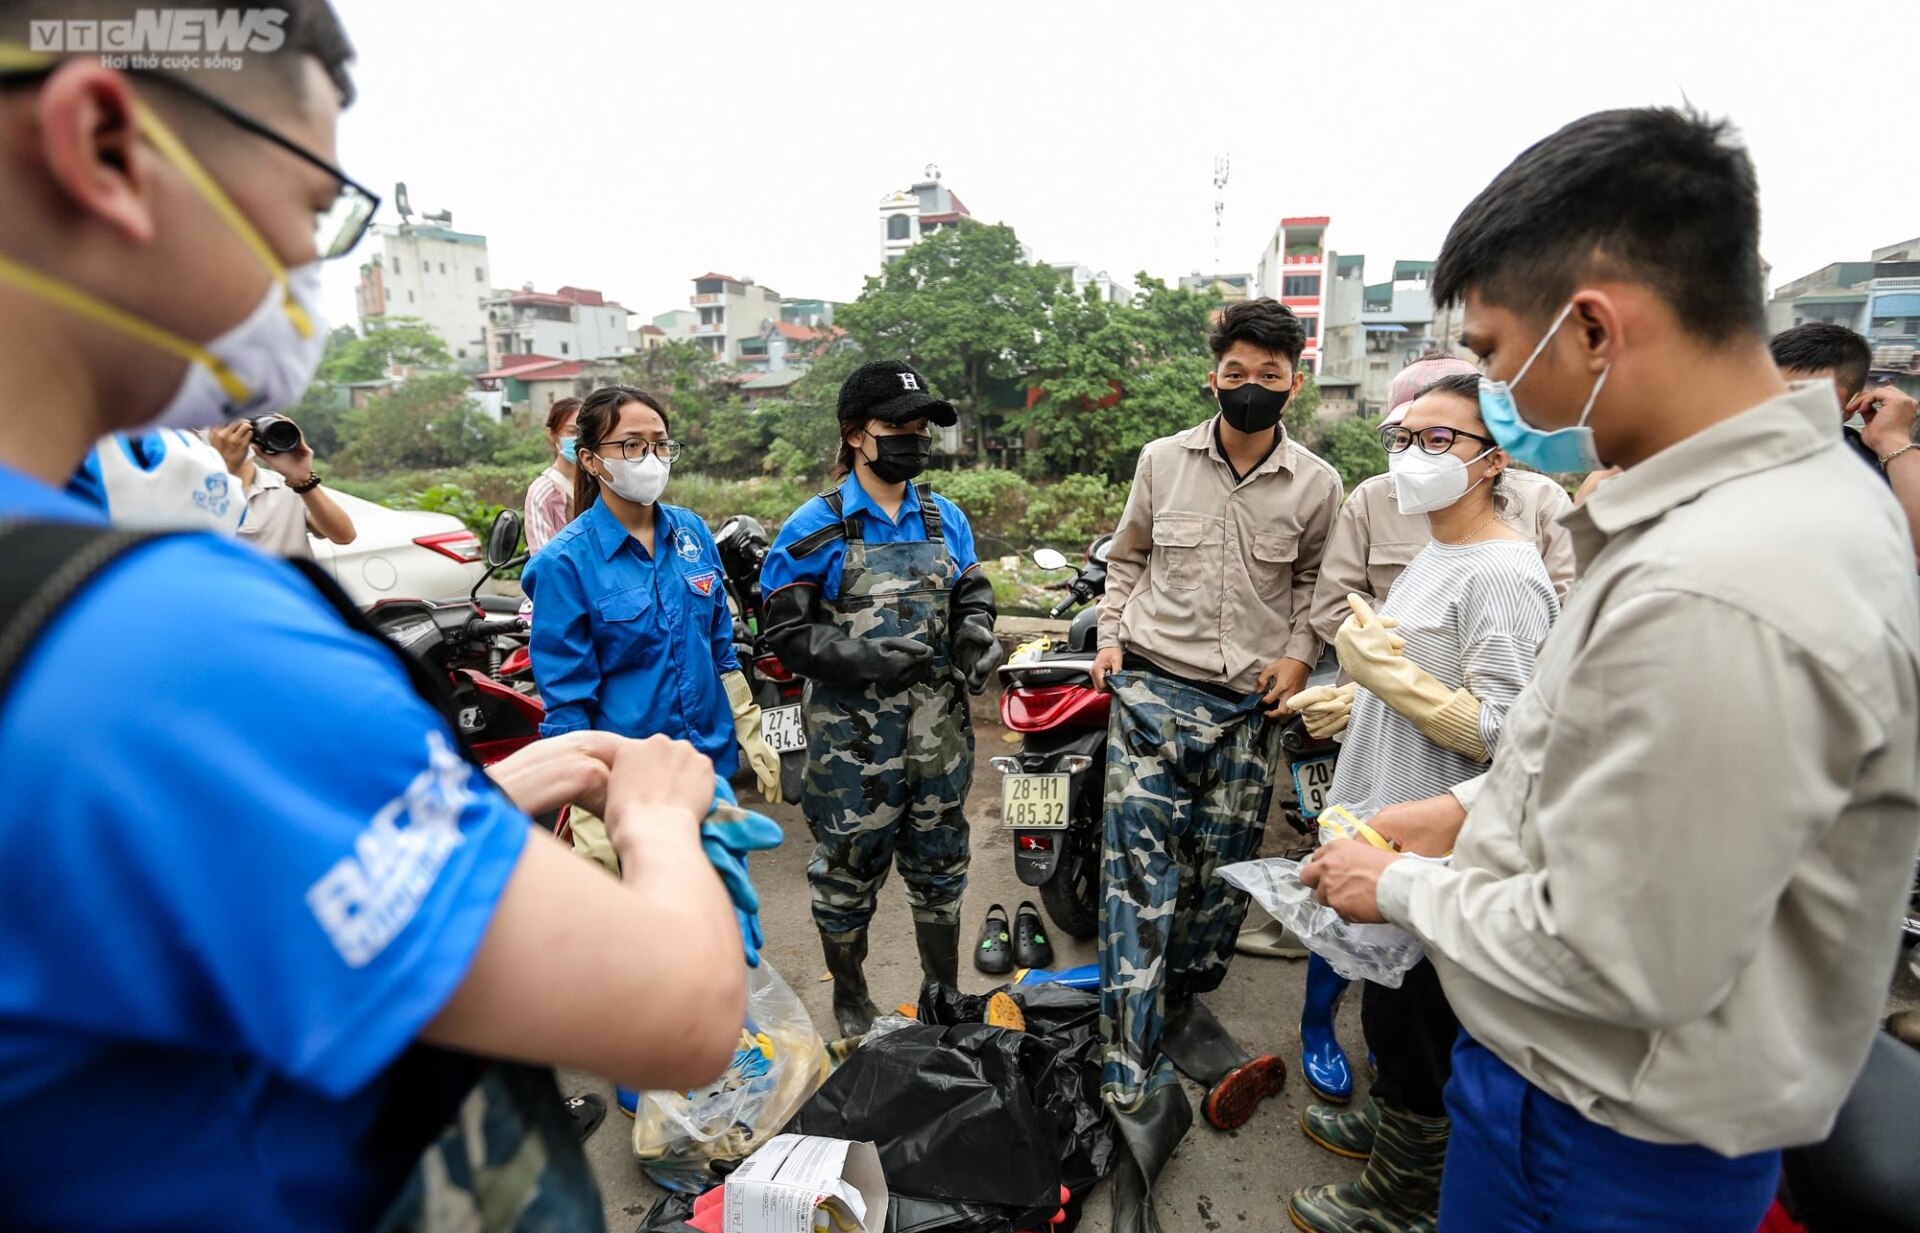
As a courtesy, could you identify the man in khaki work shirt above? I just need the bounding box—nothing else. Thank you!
[1308,351,1577,649]
[1088,297,1342,1233]
[1304,107,1920,1233]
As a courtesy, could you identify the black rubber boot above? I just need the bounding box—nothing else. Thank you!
[819,928,879,1039]
[1108,1085,1193,1233]
[915,919,961,993]
[1164,997,1288,1132]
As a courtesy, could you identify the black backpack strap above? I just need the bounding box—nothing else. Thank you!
[790,491,854,558]
[0,521,165,707]
[916,483,944,541]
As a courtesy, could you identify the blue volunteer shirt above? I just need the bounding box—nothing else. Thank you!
[761,475,981,601]
[0,464,531,1231]
[522,498,740,776]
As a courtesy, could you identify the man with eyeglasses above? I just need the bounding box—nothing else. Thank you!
[0,5,748,1229]
[1089,297,1342,1233]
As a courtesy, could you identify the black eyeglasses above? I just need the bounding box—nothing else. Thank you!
[598,437,683,462]
[1380,425,1498,456]
[0,65,379,260]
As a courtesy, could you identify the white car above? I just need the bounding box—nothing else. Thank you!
[309,489,490,606]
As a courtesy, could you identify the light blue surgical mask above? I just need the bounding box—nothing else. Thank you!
[558,435,579,463]
[1477,302,1610,473]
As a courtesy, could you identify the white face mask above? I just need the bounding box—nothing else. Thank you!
[149,263,330,431]
[1389,444,1495,517]
[597,453,670,506]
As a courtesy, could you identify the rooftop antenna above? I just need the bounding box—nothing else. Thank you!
[1211,153,1230,271]
[394,181,413,225]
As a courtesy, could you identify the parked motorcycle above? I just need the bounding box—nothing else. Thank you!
[993,535,1343,939]
[713,513,807,803]
[365,510,561,833]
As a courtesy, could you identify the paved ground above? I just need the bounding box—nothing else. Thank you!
[568,686,1920,1232]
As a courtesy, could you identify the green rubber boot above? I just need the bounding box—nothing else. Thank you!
[1301,1096,1382,1161]
[1287,1101,1446,1233]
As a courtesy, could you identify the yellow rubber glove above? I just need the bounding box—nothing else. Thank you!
[1334,594,1489,762]
[723,670,782,803]
[1285,682,1357,739]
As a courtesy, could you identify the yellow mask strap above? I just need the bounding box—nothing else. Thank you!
[0,250,249,402]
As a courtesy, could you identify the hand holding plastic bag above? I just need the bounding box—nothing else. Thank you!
[1218,857,1427,987]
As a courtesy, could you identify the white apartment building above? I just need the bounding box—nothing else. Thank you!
[484,285,631,370]
[689,273,782,364]
[878,167,972,266]
[355,221,492,368]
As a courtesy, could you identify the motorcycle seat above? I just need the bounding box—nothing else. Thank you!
[1783,1031,1920,1233]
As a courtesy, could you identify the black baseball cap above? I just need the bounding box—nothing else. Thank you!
[836,359,957,427]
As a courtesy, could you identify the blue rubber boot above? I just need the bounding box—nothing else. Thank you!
[616,1086,639,1117]
[1300,953,1353,1104]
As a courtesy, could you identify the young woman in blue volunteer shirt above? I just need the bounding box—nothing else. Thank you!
[523,385,780,805]
[759,359,1002,1038]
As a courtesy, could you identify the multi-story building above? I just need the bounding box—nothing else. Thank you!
[780,298,840,329]
[483,285,631,372]
[650,308,700,343]
[1769,237,1920,397]
[1052,263,1131,304]
[878,167,973,266]
[1180,272,1254,307]
[1253,215,1332,372]
[354,217,492,369]
[1319,256,1442,415]
[689,273,783,364]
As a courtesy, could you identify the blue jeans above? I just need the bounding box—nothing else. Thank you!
[1440,1035,1780,1232]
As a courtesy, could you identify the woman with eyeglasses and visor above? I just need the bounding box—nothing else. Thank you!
[524,384,782,815]
[1282,370,1560,1233]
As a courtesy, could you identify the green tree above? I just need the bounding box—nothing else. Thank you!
[620,340,731,458]
[758,346,862,481]
[336,372,506,474]
[1013,275,1222,481]
[1283,372,1325,452]
[1319,413,1390,489]
[319,318,452,383]
[837,221,1059,464]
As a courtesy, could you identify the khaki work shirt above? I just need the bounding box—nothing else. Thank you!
[1378,382,1920,1155]
[1309,469,1576,646]
[1099,417,1342,691]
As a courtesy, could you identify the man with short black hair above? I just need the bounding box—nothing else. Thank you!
[1304,108,1920,1232]
[1090,297,1342,1233]
[1770,321,1920,563]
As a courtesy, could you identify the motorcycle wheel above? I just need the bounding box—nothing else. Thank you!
[1039,822,1100,941]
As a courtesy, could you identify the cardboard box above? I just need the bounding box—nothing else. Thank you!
[724,1134,888,1233]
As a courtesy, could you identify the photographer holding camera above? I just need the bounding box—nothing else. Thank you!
[210,414,355,556]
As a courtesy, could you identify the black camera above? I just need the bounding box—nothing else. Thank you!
[250,414,304,455]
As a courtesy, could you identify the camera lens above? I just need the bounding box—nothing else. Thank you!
[251,415,303,455]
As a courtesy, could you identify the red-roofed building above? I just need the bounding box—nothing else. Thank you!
[473,354,624,418]
[484,283,632,371]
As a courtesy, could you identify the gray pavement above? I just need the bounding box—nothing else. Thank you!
[569,690,1920,1232]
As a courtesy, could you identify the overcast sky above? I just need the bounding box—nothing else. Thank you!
[320,0,1914,334]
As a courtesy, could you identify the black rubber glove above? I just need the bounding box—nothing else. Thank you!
[762,585,934,690]
[948,569,1003,694]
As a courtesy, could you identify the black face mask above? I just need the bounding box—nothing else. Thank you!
[1216,382,1290,434]
[864,432,933,484]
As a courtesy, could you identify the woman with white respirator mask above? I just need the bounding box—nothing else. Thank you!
[1280,370,1560,1233]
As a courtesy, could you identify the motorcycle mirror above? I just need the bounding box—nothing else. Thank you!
[1033,548,1070,571]
[1088,534,1114,565]
[485,510,524,569]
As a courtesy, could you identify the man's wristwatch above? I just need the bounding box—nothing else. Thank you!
[289,473,324,494]
[1879,444,1917,470]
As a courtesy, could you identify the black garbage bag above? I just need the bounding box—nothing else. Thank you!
[788,982,1115,1233]
[634,1188,697,1232]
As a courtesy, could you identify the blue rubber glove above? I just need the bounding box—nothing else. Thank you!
[701,779,784,967]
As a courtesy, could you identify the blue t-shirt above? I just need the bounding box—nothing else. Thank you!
[521,500,740,776]
[0,465,531,1231]
[761,475,980,600]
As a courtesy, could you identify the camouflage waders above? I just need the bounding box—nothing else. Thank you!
[804,490,973,937]
[1098,668,1280,1109]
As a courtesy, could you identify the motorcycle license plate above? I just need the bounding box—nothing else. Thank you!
[1002,773,1070,829]
[760,704,807,754]
[1290,753,1338,820]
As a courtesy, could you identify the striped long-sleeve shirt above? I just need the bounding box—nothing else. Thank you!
[523,466,572,552]
[1326,538,1557,817]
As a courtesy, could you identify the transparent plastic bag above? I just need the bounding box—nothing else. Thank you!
[632,961,831,1193]
[1218,856,1430,988]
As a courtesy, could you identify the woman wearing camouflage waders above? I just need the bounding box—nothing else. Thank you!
[761,360,1003,1038]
